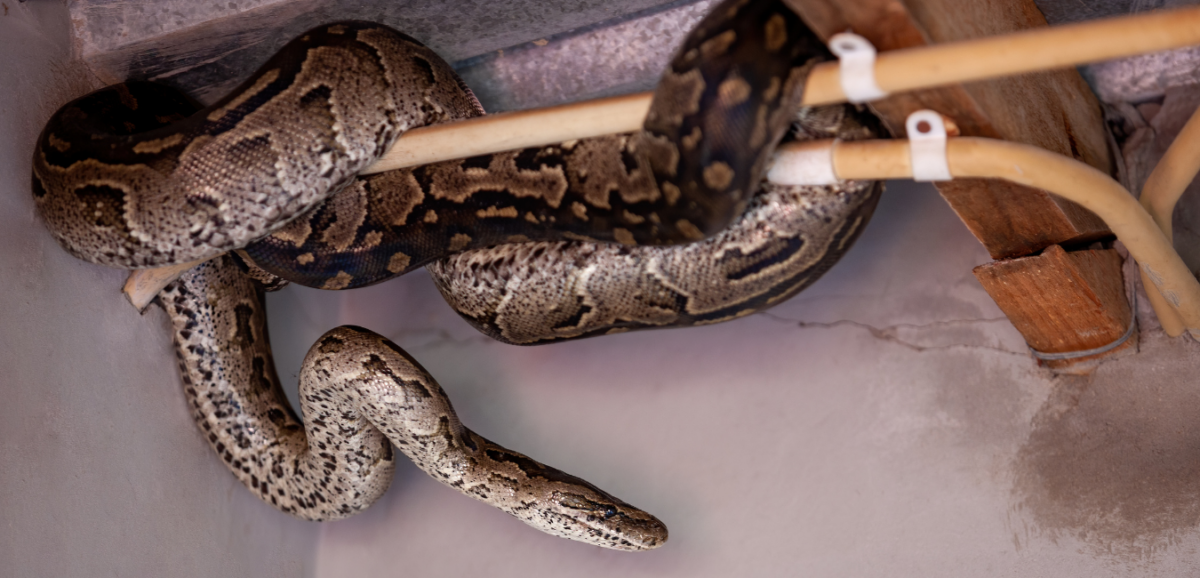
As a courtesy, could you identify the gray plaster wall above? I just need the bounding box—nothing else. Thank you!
[0,2,318,576]
[1032,0,1200,24]
[66,0,677,57]
[7,1,1200,576]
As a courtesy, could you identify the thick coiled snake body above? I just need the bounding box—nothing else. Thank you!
[161,256,666,549]
[32,0,884,550]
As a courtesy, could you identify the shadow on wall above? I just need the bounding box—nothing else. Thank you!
[1013,332,1200,559]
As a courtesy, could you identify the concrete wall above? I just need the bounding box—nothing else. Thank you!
[5,1,1200,576]
[0,2,318,576]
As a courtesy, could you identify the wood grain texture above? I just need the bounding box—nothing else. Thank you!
[787,0,1113,259]
[974,245,1133,370]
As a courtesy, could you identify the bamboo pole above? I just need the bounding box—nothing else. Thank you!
[364,5,1200,174]
[804,5,1200,106]
[1137,107,1200,336]
[127,135,1200,336]
[826,138,1200,336]
[124,6,1200,311]
[123,260,205,312]
[364,92,652,175]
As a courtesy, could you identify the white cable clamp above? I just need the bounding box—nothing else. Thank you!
[906,110,952,181]
[828,32,887,103]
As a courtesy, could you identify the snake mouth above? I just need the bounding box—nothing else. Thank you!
[569,510,669,551]
[599,513,670,551]
[551,490,669,551]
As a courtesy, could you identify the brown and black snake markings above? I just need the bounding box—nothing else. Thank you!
[32,0,884,550]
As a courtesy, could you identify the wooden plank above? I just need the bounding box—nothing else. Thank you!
[787,0,1113,259]
[974,245,1134,370]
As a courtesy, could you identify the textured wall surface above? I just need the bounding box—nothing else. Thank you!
[0,2,319,577]
[7,1,1200,576]
[1032,0,1200,24]
[73,0,687,106]
[67,0,677,57]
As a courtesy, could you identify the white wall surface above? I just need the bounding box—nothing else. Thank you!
[6,1,1200,577]
[0,3,318,576]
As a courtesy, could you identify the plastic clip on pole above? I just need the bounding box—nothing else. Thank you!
[906,110,952,181]
[827,32,888,103]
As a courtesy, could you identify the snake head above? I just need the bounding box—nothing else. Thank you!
[540,486,668,551]
[467,436,667,551]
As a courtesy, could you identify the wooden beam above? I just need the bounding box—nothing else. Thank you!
[974,245,1134,370]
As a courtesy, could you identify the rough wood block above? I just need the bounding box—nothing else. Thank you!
[787,0,1114,259]
[974,245,1134,370]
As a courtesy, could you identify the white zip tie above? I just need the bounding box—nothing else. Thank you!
[906,110,953,181]
[827,32,887,103]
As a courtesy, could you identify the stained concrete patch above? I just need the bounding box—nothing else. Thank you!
[1013,332,1200,559]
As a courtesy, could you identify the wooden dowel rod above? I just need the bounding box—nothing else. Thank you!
[363,92,652,175]
[367,5,1200,173]
[1137,107,1200,336]
[122,259,205,312]
[946,139,1199,335]
[1141,108,1200,238]
[805,5,1200,105]
[124,6,1200,309]
[828,138,1200,336]
[830,140,912,180]
[129,135,1200,335]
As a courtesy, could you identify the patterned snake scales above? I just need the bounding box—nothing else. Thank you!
[32,0,884,551]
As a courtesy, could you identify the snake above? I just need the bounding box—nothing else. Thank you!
[31,0,884,551]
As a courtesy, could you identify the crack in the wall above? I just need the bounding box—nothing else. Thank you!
[759,312,1028,357]
[386,327,495,351]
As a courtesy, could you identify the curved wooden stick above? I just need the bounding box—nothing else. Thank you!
[1137,107,1200,336]
[128,135,1200,340]
[825,138,1200,337]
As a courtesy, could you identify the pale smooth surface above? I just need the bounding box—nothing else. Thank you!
[0,4,317,577]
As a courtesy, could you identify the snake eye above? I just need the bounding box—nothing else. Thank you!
[557,494,592,510]
[557,493,619,519]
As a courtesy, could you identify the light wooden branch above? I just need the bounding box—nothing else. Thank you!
[823,138,1200,337]
[123,260,205,312]
[366,5,1200,173]
[1137,107,1200,336]
[363,92,652,175]
[123,5,1200,313]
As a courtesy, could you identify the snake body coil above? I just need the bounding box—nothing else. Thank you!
[32,0,884,550]
[161,256,666,549]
